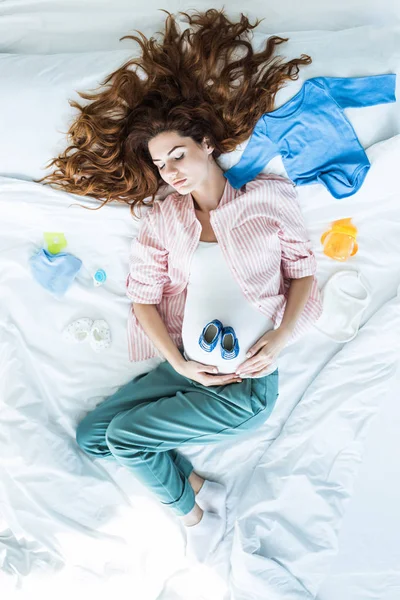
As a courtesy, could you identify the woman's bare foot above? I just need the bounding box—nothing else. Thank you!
[188,471,205,495]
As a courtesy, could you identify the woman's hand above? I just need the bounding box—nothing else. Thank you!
[176,360,242,387]
[235,327,291,378]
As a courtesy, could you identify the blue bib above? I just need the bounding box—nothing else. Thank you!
[30,248,82,298]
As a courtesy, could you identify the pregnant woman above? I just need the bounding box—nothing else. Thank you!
[38,9,322,562]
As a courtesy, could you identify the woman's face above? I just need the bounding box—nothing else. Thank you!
[148,131,214,194]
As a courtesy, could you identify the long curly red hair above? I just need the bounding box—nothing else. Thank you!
[35,8,311,217]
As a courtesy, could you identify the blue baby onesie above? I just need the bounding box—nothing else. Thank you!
[224,74,397,198]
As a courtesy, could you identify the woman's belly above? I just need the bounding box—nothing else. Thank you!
[181,241,278,376]
[182,288,277,376]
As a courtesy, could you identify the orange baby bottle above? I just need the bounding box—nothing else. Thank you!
[320,218,358,262]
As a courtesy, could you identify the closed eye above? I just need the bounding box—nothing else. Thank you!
[158,154,184,170]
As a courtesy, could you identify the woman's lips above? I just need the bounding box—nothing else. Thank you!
[174,178,187,187]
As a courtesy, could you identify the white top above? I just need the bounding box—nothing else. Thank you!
[182,242,277,377]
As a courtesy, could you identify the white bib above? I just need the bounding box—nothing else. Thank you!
[182,242,277,376]
[315,270,371,342]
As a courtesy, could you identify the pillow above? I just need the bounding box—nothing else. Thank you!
[1,26,399,182]
[0,50,134,181]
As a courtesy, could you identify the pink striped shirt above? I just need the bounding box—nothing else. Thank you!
[126,173,322,362]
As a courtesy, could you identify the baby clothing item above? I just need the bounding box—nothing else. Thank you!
[62,318,93,343]
[89,319,112,352]
[199,319,224,352]
[182,241,277,376]
[62,318,112,352]
[30,248,82,298]
[224,74,397,199]
[314,270,371,342]
[198,320,240,359]
[220,326,240,360]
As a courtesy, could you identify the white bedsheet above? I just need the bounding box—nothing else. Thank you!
[1,134,399,599]
[1,4,400,599]
[230,292,400,600]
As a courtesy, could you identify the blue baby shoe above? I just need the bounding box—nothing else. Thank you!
[220,326,240,360]
[198,319,223,352]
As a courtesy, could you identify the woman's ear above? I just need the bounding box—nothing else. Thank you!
[203,137,214,155]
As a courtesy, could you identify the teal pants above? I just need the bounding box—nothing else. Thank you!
[76,360,279,516]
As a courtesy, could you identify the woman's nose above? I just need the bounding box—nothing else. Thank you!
[165,166,178,178]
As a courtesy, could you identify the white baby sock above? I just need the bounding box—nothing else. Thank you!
[62,318,93,343]
[185,511,226,563]
[89,319,112,352]
[62,318,112,352]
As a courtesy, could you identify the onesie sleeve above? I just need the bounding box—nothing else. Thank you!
[312,74,397,109]
[126,210,169,305]
[223,116,279,189]
[275,181,317,280]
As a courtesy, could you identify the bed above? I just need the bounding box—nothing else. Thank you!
[1,3,400,599]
